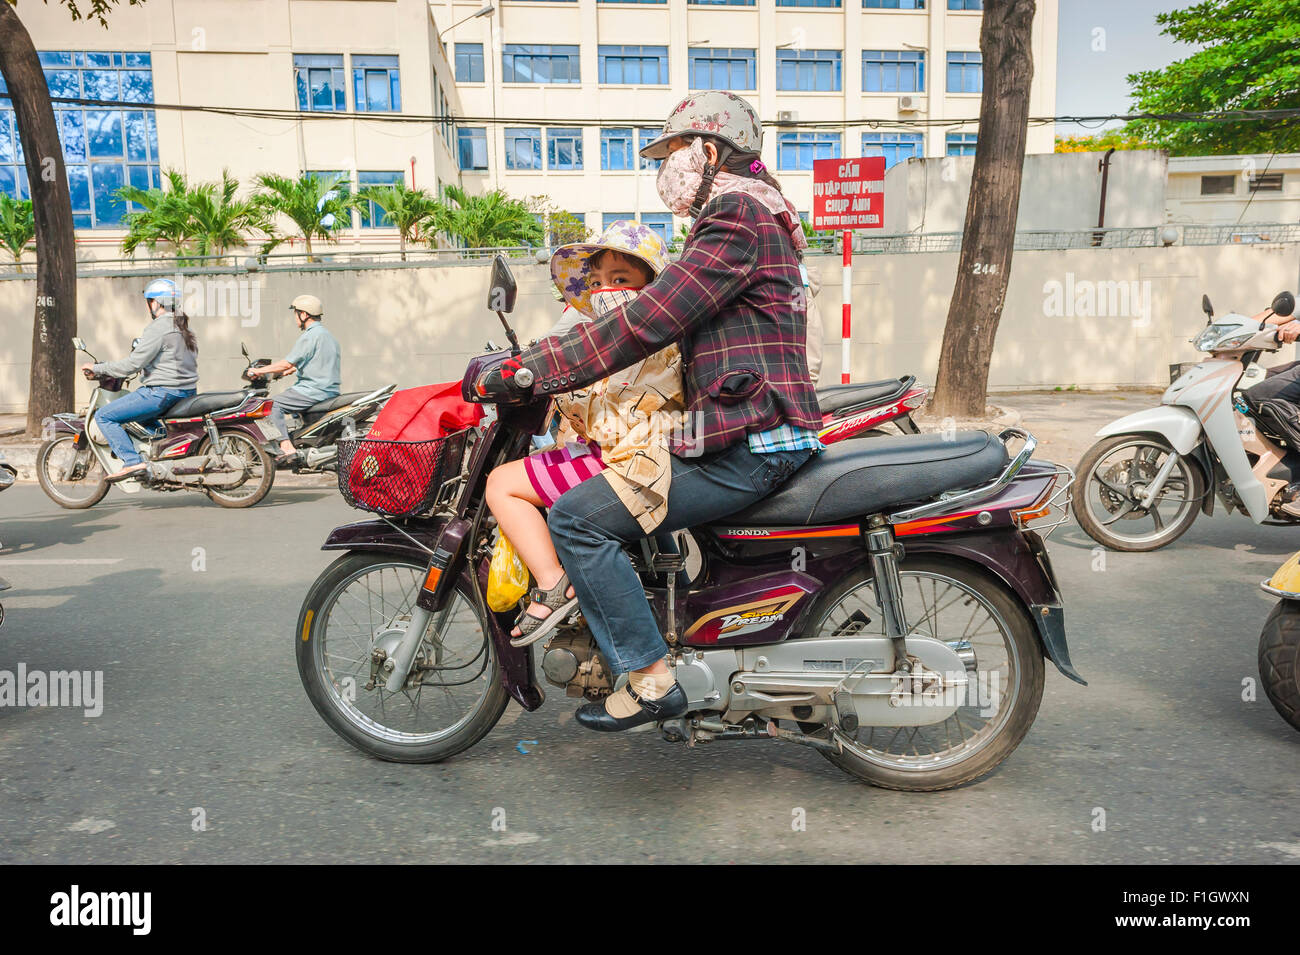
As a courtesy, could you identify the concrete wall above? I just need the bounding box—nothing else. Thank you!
[2,241,1298,413]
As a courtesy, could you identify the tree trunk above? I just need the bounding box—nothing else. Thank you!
[930,0,1036,419]
[0,4,78,435]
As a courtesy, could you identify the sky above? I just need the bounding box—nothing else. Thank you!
[1055,0,1198,136]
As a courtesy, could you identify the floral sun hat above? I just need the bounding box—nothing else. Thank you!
[550,220,670,318]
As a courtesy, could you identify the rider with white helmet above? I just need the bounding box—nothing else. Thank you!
[86,278,199,483]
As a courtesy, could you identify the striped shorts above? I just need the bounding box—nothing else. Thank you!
[523,442,606,507]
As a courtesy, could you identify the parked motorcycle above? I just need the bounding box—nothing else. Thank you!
[295,255,1083,791]
[37,337,277,509]
[1076,290,1298,551]
[239,344,396,473]
[0,449,14,492]
[1258,552,1300,733]
[815,377,926,441]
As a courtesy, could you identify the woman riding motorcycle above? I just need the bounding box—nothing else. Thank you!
[84,278,199,483]
[476,90,823,732]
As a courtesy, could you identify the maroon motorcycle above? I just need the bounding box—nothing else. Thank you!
[37,337,277,509]
[296,256,1083,790]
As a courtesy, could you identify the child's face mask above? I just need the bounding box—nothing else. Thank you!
[589,286,643,318]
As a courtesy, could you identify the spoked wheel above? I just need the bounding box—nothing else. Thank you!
[1075,434,1205,552]
[36,436,109,509]
[200,430,273,508]
[810,558,1044,791]
[296,553,508,762]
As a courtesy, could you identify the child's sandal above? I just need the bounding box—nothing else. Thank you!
[509,573,579,648]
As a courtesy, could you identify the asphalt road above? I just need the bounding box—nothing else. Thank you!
[1,480,1298,865]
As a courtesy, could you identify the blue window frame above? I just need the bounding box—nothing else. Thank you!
[547,128,584,170]
[863,0,924,7]
[948,0,982,9]
[352,55,400,112]
[1,51,158,227]
[946,132,977,156]
[505,128,543,169]
[777,0,839,5]
[458,127,488,170]
[777,131,841,171]
[776,49,841,92]
[638,128,663,170]
[502,45,580,84]
[600,0,666,4]
[294,53,346,111]
[602,212,674,244]
[601,128,635,170]
[456,43,485,83]
[598,45,668,85]
[946,51,982,93]
[690,0,756,5]
[688,48,756,90]
[357,170,404,227]
[862,131,924,168]
[863,50,924,92]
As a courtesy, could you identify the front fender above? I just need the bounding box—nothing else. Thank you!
[321,516,447,562]
[1095,405,1204,455]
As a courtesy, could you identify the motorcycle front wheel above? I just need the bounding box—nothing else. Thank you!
[200,430,273,508]
[36,436,109,509]
[1259,600,1300,732]
[296,553,509,763]
[1075,434,1204,552]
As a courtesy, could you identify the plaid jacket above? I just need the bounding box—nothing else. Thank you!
[521,192,822,457]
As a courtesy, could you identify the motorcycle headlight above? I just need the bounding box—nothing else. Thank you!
[1192,324,1254,351]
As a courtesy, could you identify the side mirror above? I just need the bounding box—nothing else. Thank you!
[1272,291,1295,319]
[241,343,250,358]
[72,337,87,351]
[488,254,518,314]
[1201,294,1214,322]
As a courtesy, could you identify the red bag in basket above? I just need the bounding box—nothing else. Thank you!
[346,382,483,514]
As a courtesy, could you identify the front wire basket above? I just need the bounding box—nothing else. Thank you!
[336,429,471,518]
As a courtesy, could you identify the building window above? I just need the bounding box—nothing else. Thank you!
[503,44,581,84]
[777,131,841,171]
[505,127,543,170]
[357,171,405,227]
[1249,173,1284,192]
[603,212,674,244]
[600,0,667,5]
[294,53,346,111]
[455,43,485,83]
[1200,174,1236,196]
[547,128,584,170]
[0,51,159,228]
[948,0,982,9]
[688,48,757,90]
[690,0,757,5]
[601,128,635,170]
[946,132,977,156]
[777,0,840,5]
[864,0,925,7]
[638,128,664,169]
[776,49,842,92]
[946,51,982,93]
[863,50,925,92]
[599,46,668,85]
[352,55,400,112]
[862,131,924,168]
[458,127,488,170]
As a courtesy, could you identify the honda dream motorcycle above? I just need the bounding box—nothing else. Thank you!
[1077,291,1299,552]
[295,256,1082,790]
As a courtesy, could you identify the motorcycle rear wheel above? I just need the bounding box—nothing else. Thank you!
[1258,600,1300,732]
[297,553,509,763]
[36,436,109,509]
[811,557,1045,791]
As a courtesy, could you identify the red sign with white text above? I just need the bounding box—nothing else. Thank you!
[812,156,885,230]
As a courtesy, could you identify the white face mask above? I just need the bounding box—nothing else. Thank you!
[589,286,642,318]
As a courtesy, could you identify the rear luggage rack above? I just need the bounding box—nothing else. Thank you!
[887,428,1036,524]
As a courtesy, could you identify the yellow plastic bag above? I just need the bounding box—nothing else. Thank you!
[486,533,530,612]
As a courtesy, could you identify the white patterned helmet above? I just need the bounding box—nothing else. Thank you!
[639,90,763,161]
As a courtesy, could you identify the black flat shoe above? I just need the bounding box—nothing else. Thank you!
[574,681,688,732]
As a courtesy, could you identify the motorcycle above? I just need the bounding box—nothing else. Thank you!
[1076,290,1298,552]
[238,344,396,473]
[37,337,277,509]
[294,255,1083,791]
[0,451,10,627]
[1258,552,1300,733]
[815,377,926,442]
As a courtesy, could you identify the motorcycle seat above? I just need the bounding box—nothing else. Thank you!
[165,391,249,418]
[304,392,372,416]
[816,377,911,416]
[723,430,1009,526]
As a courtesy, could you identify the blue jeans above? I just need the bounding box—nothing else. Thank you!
[94,386,195,466]
[547,442,812,675]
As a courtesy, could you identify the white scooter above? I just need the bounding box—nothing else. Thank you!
[1076,290,1298,551]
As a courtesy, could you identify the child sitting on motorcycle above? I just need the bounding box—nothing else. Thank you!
[484,221,683,648]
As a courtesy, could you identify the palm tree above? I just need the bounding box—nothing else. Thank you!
[440,185,543,251]
[119,169,197,258]
[0,195,36,272]
[186,170,272,258]
[355,183,441,260]
[252,172,356,261]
